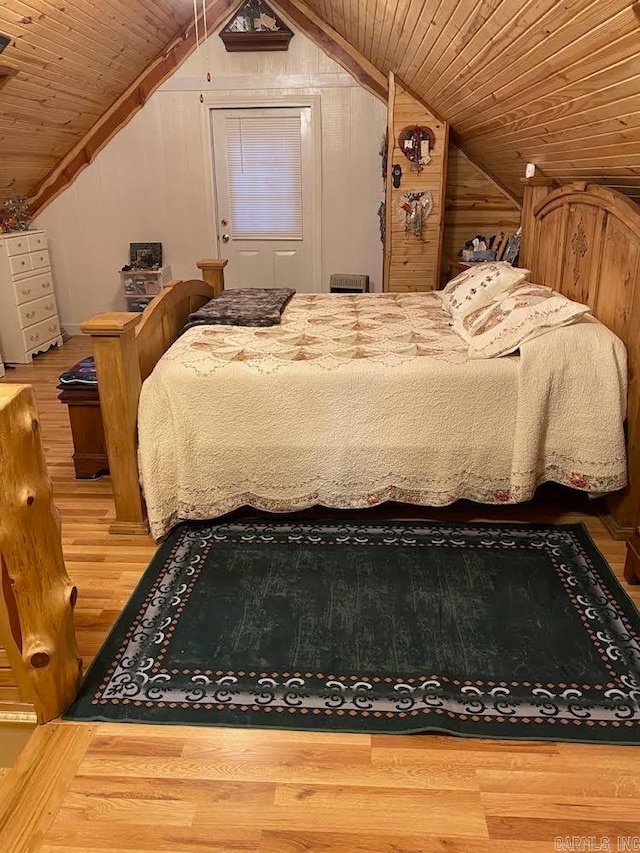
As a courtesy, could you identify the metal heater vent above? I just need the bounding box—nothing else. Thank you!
[329,273,370,294]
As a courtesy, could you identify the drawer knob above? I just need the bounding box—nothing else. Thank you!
[26,311,35,319]
[45,303,53,310]
[48,325,56,333]
[20,260,26,266]
[30,333,40,342]
[22,288,31,295]
[42,282,50,288]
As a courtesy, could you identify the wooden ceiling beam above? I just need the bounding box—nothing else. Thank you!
[272,0,388,101]
[28,0,240,215]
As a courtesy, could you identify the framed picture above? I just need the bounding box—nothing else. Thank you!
[129,242,162,269]
[502,233,521,265]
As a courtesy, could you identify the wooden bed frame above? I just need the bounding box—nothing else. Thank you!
[79,260,226,535]
[80,184,640,583]
[520,179,640,555]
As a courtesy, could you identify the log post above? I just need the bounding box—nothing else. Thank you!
[520,177,555,273]
[0,384,82,723]
[196,259,228,297]
[79,312,148,535]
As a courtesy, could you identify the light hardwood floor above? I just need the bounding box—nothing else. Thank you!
[0,336,639,853]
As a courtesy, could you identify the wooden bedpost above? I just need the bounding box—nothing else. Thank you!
[79,312,148,535]
[81,272,225,536]
[197,259,227,296]
[520,177,555,273]
[0,384,82,723]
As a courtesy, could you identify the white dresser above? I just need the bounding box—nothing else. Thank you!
[0,230,62,364]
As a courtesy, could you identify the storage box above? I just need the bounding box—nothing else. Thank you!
[461,249,497,262]
[120,265,171,311]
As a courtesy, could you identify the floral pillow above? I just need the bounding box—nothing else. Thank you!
[455,282,554,341]
[442,262,530,320]
[454,282,590,358]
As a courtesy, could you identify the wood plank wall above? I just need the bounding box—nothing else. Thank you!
[442,144,522,275]
[385,79,448,292]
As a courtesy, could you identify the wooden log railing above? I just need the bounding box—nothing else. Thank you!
[0,384,82,723]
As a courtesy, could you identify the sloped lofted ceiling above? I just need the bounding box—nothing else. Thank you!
[1,0,640,208]
[305,0,640,202]
[0,0,196,199]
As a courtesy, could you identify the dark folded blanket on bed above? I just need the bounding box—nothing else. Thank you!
[185,287,296,330]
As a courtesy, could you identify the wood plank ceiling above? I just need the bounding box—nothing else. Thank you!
[1,0,640,205]
[305,0,640,202]
[0,0,195,199]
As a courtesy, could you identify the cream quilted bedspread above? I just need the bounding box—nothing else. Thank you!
[137,293,628,539]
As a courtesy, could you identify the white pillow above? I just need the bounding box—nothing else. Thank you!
[442,262,530,320]
[454,282,590,358]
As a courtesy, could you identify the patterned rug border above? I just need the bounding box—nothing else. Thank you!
[65,519,640,744]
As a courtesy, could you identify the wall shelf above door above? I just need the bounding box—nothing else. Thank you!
[219,0,294,52]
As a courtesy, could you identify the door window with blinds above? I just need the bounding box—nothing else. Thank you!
[220,109,305,241]
[211,105,317,292]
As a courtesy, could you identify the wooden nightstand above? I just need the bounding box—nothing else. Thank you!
[447,259,472,282]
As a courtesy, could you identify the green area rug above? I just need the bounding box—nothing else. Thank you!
[65,520,640,743]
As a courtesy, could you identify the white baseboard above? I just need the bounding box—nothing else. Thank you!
[62,324,82,337]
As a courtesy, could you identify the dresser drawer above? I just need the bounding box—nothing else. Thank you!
[29,248,50,271]
[18,294,57,329]
[13,272,54,305]
[27,233,47,252]
[23,315,60,351]
[5,235,30,257]
[9,253,33,276]
[9,249,50,279]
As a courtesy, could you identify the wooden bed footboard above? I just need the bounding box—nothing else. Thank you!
[80,260,226,534]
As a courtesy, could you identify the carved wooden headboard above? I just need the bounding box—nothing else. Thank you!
[521,180,640,539]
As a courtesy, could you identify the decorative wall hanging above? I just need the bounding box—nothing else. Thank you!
[219,0,294,52]
[398,125,436,173]
[379,132,388,181]
[396,190,433,239]
[378,201,386,243]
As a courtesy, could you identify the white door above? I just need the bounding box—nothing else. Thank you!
[211,106,318,291]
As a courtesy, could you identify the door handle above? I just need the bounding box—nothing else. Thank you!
[221,234,230,243]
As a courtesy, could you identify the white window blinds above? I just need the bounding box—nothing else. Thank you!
[224,113,304,240]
